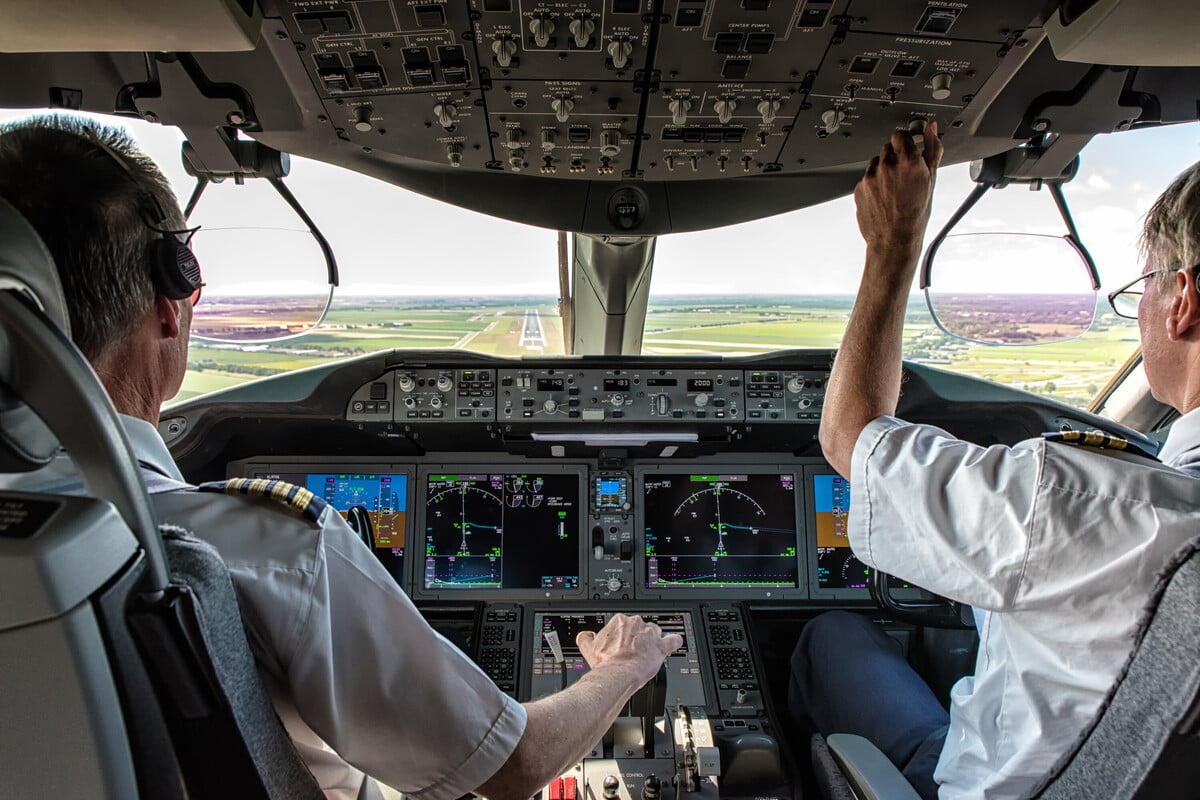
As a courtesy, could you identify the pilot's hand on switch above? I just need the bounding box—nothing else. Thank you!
[577,614,683,685]
[854,120,943,258]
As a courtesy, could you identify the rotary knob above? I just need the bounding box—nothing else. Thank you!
[398,374,415,392]
[606,577,623,592]
[505,128,525,150]
[787,376,804,393]
[543,399,559,413]
[569,14,595,49]
[600,129,621,157]
[798,397,814,409]
[930,72,954,101]
[820,108,846,134]
[610,393,625,407]
[552,95,574,123]
[445,142,463,168]
[602,776,621,800]
[436,374,453,392]
[608,37,633,69]
[403,397,416,409]
[668,97,692,126]
[529,14,554,48]
[713,96,737,124]
[757,97,781,124]
[353,105,373,132]
[694,392,710,407]
[429,395,443,409]
[491,35,517,68]
[433,101,457,131]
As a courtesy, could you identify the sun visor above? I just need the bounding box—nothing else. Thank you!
[0,0,262,53]
[1045,0,1200,67]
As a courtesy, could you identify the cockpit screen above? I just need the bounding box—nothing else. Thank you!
[643,473,799,588]
[259,472,407,582]
[423,473,580,590]
[812,474,869,589]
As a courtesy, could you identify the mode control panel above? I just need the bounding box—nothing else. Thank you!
[499,368,743,422]
[744,369,830,422]
[347,365,828,423]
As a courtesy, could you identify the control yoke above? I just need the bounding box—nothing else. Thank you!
[345,505,375,549]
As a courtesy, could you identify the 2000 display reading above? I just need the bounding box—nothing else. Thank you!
[643,473,800,588]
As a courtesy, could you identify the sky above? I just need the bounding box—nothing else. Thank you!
[1,107,1197,298]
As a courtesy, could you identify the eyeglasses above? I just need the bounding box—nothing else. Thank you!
[1106,262,1193,319]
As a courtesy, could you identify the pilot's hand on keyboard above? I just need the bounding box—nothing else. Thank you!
[576,614,683,686]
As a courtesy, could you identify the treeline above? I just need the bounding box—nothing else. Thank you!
[187,361,286,377]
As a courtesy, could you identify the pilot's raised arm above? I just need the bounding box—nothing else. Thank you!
[0,115,680,800]
[792,122,1200,800]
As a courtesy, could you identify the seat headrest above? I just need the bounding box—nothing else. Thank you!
[0,195,70,337]
[0,195,70,471]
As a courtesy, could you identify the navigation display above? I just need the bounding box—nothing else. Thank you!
[642,472,800,588]
[260,472,408,583]
[812,473,869,589]
[423,472,581,590]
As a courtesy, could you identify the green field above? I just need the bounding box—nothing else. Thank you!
[173,296,1142,410]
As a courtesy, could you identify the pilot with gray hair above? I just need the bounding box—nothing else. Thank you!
[790,120,1200,799]
[0,113,682,800]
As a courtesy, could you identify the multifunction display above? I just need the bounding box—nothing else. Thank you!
[812,474,869,589]
[423,472,580,590]
[262,472,407,582]
[643,473,799,588]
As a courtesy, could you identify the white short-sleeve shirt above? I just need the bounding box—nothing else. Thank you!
[6,415,527,800]
[849,412,1200,800]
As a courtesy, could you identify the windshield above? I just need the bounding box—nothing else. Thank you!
[2,108,1194,410]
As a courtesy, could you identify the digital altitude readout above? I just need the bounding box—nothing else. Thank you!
[812,474,869,589]
[643,473,800,588]
[687,378,714,392]
[423,473,580,590]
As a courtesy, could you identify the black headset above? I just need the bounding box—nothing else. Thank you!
[83,128,203,301]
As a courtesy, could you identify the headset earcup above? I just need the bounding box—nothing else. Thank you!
[150,237,202,300]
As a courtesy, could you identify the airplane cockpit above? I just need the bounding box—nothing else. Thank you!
[2,1,1199,798]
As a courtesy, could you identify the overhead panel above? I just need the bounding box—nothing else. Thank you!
[285,0,495,170]
[642,1,845,180]
[280,0,1048,183]
[472,1,652,179]
[777,0,1049,170]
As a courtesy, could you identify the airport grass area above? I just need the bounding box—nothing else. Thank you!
[174,295,1139,410]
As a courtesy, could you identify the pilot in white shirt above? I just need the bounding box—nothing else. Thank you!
[8,412,528,800]
[795,124,1200,798]
[847,413,1200,799]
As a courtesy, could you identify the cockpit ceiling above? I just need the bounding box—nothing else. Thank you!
[0,0,1197,234]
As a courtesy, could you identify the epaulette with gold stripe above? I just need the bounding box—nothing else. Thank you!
[197,478,328,523]
[1040,430,1160,461]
